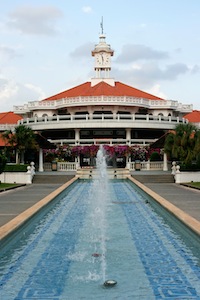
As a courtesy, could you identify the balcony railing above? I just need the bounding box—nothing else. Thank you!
[13,95,193,113]
[17,113,188,127]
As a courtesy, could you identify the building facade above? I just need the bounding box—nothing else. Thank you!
[0,30,196,171]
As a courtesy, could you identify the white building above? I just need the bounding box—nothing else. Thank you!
[0,29,193,171]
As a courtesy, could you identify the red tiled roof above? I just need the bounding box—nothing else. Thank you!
[0,112,22,124]
[42,81,164,101]
[184,110,200,123]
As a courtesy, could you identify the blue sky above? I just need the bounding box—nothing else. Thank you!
[0,0,200,112]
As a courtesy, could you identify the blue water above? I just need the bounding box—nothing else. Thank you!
[0,180,200,299]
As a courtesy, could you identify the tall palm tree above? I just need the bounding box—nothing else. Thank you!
[164,123,199,167]
[2,125,37,164]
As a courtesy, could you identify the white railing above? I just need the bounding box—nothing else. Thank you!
[18,113,188,127]
[43,161,164,172]
[43,162,77,171]
[13,96,193,113]
[57,162,77,171]
[129,161,163,171]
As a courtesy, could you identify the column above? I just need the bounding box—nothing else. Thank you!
[126,128,131,145]
[38,148,44,172]
[163,152,168,171]
[75,129,80,144]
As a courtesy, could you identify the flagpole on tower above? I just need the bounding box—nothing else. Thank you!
[100,17,104,34]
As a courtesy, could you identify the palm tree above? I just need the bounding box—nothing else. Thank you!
[2,125,37,164]
[164,123,199,167]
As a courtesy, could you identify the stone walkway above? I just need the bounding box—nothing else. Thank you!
[0,177,200,227]
[145,182,200,222]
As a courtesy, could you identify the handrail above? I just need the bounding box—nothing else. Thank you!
[17,113,188,126]
[13,95,193,113]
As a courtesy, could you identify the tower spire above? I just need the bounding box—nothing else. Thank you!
[91,20,115,86]
[100,17,104,34]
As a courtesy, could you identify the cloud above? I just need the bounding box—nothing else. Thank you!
[0,45,19,63]
[116,44,169,63]
[82,6,92,13]
[6,5,62,36]
[0,77,46,111]
[191,64,200,74]
[112,62,191,90]
[70,42,94,58]
[163,63,189,79]
[146,84,167,99]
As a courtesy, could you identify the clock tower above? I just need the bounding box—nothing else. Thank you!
[91,20,114,86]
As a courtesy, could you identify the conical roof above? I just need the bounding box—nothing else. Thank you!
[42,81,163,101]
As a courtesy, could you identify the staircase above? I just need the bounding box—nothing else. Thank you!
[32,174,75,184]
[131,174,174,183]
[76,168,130,179]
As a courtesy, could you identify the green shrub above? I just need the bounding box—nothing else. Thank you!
[4,164,29,172]
[180,163,200,171]
[150,151,161,161]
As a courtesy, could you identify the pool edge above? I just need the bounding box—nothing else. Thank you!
[0,176,80,242]
[127,175,200,237]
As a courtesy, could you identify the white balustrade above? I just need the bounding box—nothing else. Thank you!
[57,162,77,171]
[129,161,163,171]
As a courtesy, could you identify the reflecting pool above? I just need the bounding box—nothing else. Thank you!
[0,179,200,299]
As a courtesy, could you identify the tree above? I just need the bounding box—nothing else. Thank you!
[164,123,199,168]
[2,125,37,164]
[0,152,7,174]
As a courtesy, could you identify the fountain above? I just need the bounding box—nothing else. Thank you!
[0,146,200,298]
[90,145,117,287]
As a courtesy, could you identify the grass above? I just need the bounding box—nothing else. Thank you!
[183,182,200,190]
[0,183,21,191]
[188,182,200,188]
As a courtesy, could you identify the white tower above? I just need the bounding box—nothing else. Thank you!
[91,20,115,87]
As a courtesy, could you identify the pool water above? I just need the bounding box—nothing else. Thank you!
[0,179,200,299]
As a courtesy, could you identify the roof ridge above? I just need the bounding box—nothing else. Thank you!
[41,80,163,101]
[0,111,11,121]
[43,82,90,101]
[116,81,164,100]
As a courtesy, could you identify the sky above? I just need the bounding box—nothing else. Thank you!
[0,0,200,112]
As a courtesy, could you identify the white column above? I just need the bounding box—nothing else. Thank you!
[76,156,80,169]
[75,129,80,144]
[38,148,44,172]
[126,155,131,169]
[163,152,168,171]
[15,151,20,164]
[126,128,131,145]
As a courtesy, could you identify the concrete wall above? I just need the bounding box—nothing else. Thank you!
[175,171,200,183]
[0,172,33,184]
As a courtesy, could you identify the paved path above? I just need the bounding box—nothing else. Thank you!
[145,183,200,222]
[0,183,63,227]
[0,180,200,228]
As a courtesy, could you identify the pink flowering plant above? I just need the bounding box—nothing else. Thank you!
[71,144,149,161]
[103,145,129,158]
[129,146,148,161]
[71,145,99,157]
[44,145,72,162]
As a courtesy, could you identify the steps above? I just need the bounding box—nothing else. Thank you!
[32,174,75,184]
[76,168,130,179]
[132,174,174,183]
[33,171,174,183]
